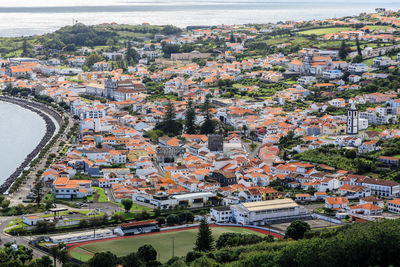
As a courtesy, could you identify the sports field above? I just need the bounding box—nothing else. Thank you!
[69,226,275,262]
[298,27,354,36]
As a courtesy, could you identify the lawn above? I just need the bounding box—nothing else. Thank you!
[113,211,136,220]
[93,187,108,203]
[363,57,374,66]
[70,227,266,263]
[298,27,354,36]
[114,201,151,212]
[365,25,390,30]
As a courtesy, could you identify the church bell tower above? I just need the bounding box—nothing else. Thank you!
[346,103,358,135]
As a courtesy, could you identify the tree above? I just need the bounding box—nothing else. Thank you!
[194,219,214,252]
[50,245,58,267]
[111,213,125,223]
[154,207,161,217]
[35,255,53,267]
[345,149,357,159]
[185,98,196,134]
[156,216,166,226]
[339,40,350,60]
[185,251,203,263]
[229,34,236,43]
[126,43,139,65]
[53,243,69,266]
[85,53,103,67]
[242,125,248,137]
[250,130,257,145]
[121,199,133,213]
[356,38,362,56]
[166,214,179,225]
[33,181,44,207]
[155,100,182,136]
[87,252,117,267]
[285,220,311,240]
[1,199,10,210]
[79,219,88,228]
[21,39,30,57]
[162,42,180,58]
[137,244,157,262]
[200,96,215,134]
[121,252,144,267]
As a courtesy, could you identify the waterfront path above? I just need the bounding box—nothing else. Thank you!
[0,97,75,206]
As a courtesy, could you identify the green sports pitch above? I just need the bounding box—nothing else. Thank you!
[70,226,267,263]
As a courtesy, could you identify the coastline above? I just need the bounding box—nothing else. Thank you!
[0,96,63,194]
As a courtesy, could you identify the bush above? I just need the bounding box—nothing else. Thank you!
[285,220,311,240]
[186,251,203,263]
[216,233,264,249]
[166,214,179,225]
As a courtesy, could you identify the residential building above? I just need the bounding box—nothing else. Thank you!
[325,197,348,209]
[210,206,233,223]
[388,199,400,214]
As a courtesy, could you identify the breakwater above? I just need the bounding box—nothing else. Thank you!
[0,96,62,193]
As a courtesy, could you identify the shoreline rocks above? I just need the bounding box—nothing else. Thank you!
[0,96,63,194]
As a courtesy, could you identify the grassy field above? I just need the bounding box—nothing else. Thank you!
[363,57,375,66]
[70,227,266,262]
[365,25,390,30]
[93,187,108,203]
[298,27,354,36]
[114,201,152,212]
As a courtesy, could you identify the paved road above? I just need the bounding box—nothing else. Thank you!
[349,44,400,59]
[9,111,74,206]
[243,139,261,159]
[0,216,48,259]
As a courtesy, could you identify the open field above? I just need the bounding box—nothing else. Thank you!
[69,226,275,262]
[297,27,354,36]
[365,25,390,30]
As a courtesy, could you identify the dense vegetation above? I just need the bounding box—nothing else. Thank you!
[293,145,374,174]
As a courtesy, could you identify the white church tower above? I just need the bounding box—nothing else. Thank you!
[346,103,359,135]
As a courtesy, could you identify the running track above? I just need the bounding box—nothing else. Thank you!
[67,224,283,258]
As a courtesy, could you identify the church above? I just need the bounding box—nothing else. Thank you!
[105,77,146,101]
[346,103,359,135]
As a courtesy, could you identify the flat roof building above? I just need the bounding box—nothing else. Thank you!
[231,198,309,225]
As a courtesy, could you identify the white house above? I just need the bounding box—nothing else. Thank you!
[325,197,348,209]
[323,69,343,80]
[22,215,44,226]
[388,199,400,214]
[348,63,368,74]
[210,206,232,223]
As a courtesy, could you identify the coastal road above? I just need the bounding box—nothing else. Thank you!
[8,110,75,207]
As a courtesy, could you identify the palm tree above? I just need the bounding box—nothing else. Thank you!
[250,130,256,145]
[50,242,67,267]
[50,245,58,267]
[58,248,69,265]
[242,125,248,138]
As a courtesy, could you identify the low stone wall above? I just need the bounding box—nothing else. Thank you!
[312,212,343,225]
[0,96,62,193]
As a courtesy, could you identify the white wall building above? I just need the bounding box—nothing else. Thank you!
[230,198,308,225]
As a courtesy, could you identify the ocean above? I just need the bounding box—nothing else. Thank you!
[0,101,46,183]
[0,0,398,37]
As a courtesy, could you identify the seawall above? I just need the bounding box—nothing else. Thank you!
[0,96,63,193]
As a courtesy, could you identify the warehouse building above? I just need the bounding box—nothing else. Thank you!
[231,198,309,225]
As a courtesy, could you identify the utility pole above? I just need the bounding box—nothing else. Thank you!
[172,237,175,258]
